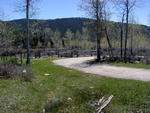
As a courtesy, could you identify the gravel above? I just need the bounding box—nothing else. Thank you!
[53,57,150,82]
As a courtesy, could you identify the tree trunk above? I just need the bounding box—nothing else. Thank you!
[130,29,133,56]
[124,0,129,63]
[96,32,101,62]
[104,27,113,58]
[96,0,101,62]
[26,0,30,65]
[120,13,125,60]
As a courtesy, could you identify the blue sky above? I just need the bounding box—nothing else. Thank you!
[0,0,149,25]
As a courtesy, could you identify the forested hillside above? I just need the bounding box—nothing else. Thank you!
[6,17,150,38]
[6,18,89,36]
[1,17,149,50]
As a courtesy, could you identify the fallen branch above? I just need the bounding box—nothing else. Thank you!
[97,95,114,113]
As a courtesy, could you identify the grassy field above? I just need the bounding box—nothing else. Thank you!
[107,62,150,69]
[0,58,150,113]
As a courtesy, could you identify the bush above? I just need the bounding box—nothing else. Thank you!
[0,64,33,81]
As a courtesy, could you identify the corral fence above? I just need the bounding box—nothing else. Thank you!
[31,48,150,64]
[0,48,150,64]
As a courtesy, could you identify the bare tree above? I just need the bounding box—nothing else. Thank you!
[0,11,14,55]
[26,0,30,64]
[65,29,74,49]
[0,22,14,52]
[53,29,61,55]
[114,0,137,63]
[103,3,114,58]
[80,0,106,62]
[15,0,40,64]
[81,27,91,49]
[120,9,125,60]
[123,0,136,63]
[128,15,136,56]
[43,28,53,49]
[75,30,82,50]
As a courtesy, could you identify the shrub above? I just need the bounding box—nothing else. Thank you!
[0,64,33,81]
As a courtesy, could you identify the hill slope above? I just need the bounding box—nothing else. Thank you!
[6,17,150,38]
[7,18,89,35]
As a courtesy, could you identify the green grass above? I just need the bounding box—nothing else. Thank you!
[0,58,150,113]
[86,59,150,69]
[108,62,150,69]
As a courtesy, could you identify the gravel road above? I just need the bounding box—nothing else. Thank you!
[53,57,150,81]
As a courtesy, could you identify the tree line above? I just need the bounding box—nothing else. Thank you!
[80,0,150,63]
[0,0,150,64]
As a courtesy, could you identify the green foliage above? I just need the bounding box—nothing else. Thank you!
[108,62,150,69]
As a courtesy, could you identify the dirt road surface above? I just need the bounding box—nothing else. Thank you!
[53,57,150,81]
